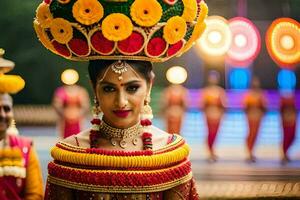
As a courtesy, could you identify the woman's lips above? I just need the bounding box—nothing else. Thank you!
[113,110,131,118]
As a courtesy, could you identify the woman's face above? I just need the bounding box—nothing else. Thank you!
[95,66,149,129]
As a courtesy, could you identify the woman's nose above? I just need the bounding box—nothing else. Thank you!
[115,91,128,109]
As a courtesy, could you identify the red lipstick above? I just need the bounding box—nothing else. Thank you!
[113,110,131,118]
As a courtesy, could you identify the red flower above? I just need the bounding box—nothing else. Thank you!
[118,32,144,54]
[167,40,184,57]
[68,38,89,56]
[52,41,71,57]
[91,31,115,54]
[147,37,167,57]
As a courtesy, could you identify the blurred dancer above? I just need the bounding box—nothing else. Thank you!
[0,49,43,199]
[201,71,226,162]
[161,84,188,134]
[243,77,267,162]
[52,69,90,138]
[280,92,297,164]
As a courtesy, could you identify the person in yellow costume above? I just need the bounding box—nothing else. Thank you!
[33,0,208,199]
[0,49,43,200]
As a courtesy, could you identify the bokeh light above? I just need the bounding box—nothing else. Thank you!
[226,17,261,67]
[229,68,250,89]
[195,16,232,61]
[266,18,300,69]
[61,69,79,85]
[166,66,188,84]
[277,69,296,91]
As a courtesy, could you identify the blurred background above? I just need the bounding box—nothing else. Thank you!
[0,0,300,199]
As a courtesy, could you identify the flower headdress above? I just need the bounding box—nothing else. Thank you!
[0,49,25,94]
[33,0,208,62]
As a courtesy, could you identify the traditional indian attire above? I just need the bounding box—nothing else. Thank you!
[280,95,297,161]
[201,85,226,159]
[45,131,199,200]
[53,85,90,138]
[162,85,188,134]
[0,134,43,200]
[243,89,266,160]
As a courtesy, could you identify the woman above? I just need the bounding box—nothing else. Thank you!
[45,60,199,199]
[161,84,188,134]
[280,92,297,164]
[201,71,226,162]
[52,84,90,138]
[33,0,208,198]
[243,77,267,162]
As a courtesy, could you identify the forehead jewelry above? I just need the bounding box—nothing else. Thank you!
[98,60,142,83]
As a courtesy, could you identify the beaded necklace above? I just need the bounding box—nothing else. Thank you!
[90,118,153,150]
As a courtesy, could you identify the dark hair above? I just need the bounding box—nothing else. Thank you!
[88,60,154,89]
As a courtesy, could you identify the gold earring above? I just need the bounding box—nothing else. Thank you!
[93,97,102,116]
[7,119,19,135]
[140,95,153,120]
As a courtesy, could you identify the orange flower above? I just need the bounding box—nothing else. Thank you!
[58,0,71,4]
[36,2,53,28]
[72,0,104,25]
[181,0,198,22]
[102,13,133,41]
[50,18,73,44]
[130,0,162,27]
[163,16,187,44]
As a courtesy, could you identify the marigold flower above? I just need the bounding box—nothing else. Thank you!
[163,16,187,44]
[50,18,73,44]
[102,13,133,42]
[182,2,208,53]
[130,0,162,27]
[181,0,197,22]
[33,20,55,52]
[0,75,25,94]
[72,0,104,25]
[36,2,53,28]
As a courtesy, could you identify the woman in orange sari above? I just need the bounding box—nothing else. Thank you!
[280,92,297,164]
[201,71,226,162]
[243,77,267,162]
[161,84,188,134]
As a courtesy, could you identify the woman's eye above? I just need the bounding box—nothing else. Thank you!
[127,85,140,92]
[102,86,115,92]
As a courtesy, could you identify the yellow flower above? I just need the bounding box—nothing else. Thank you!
[182,1,208,53]
[72,0,104,25]
[163,16,187,44]
[102,13,133,42]
[58,0,71,4]
[0,75,25,94]
[50,18,73,44]
[33,20,56,52]
[36,2,53,28]
[130,0,162,27]
[181,0,198,22]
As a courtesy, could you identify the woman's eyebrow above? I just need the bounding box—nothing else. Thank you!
[99,80,141,86]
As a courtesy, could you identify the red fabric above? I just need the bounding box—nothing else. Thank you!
[48,160,191,187]
[206,118,221,151]
[63,120,80,138]
[52,41,71,57]
[91,31,115,54]
[167,40,183,57]
[0,179,23,200]
[68,38,89,55]
[282,122,296,154]
[246,119,261,151]
[147,37,167,57]
[118,32,144,54]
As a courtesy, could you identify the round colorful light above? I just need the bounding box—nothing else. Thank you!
[266,18,300,69]
[166,66,188,84]
[226,17,261,67]
[61,69,79,85]
[196,16,232,58]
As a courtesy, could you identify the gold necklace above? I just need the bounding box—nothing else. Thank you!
[99,121,142,149]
